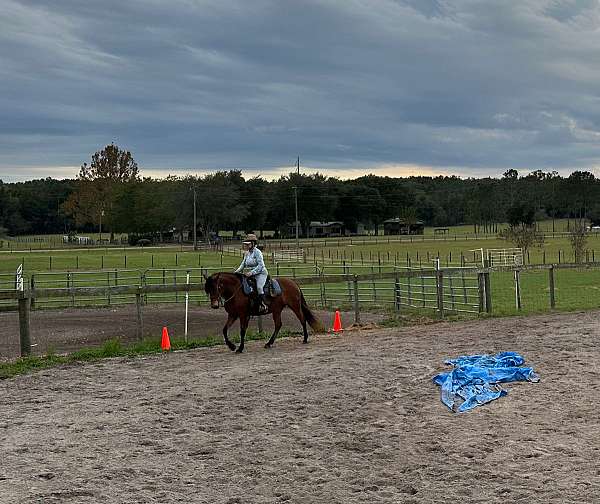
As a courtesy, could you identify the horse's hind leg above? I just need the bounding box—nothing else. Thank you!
[289,299,309,344]
[223,314,238,351]
[265,309,283,348]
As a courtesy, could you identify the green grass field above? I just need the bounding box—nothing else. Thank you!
[2,219,600,317]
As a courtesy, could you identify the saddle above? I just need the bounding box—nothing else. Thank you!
[241,275,282,298]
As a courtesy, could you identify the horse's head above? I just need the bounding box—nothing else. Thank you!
[204,273,221,309]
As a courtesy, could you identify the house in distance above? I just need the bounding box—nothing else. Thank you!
[383,217,425,235]
[308,221,345,238]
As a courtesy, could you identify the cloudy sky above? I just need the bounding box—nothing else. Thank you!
[2,0,600,181]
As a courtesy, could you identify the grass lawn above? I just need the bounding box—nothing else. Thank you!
[2,219,600,316]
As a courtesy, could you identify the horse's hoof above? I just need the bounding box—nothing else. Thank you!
[302,340,308,344]
[235,348,244,354]
[227,343,236,351]
[264,343,272,349]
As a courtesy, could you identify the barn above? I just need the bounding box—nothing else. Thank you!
[383,218,425,235]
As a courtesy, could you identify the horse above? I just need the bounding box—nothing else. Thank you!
[203,272,324,353]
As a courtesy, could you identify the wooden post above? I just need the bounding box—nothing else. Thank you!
[320,279,327,308]
[353,276,361,324]
[484,272,492,313]
[448,274,455,312]
[394,275,400,312]
[478,273,485,313]
[346,271,353,304]
[514,270,522,310]
[436,270,444,317]
[174,270,178,303]
[136,292,143,341]
[30,276,36,310]
[549,266,556,309]
[107,271,111,305]
[18,296,31,357]
[68,272,75,307]
[371,266,377,301]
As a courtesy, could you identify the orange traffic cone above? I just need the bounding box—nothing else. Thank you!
[333,311,343,332]
[161,326,171,351]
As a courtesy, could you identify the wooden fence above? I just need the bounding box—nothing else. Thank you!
[1,268,490,358]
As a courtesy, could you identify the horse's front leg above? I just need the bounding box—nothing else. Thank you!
[236,315,250,353]
[265,308,282,348]
[223,314,238,351]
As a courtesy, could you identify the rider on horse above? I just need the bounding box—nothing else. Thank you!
[235,233,268,313]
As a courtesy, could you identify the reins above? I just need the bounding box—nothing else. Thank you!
[216,274,243,306]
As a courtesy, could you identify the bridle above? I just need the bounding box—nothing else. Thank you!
[214,274,242,307]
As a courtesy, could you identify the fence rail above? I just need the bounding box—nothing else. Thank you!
[2,267,491,358]
[5,260,600,359]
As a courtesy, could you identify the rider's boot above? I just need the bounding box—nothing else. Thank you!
[258,294,268,314]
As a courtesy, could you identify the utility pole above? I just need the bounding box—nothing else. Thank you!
[193,187,198,251]
[99,209,103,244]
[294,156,300,249]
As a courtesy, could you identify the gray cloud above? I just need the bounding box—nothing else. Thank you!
[2,0,600,180]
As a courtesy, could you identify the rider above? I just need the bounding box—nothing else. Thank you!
[235,233,268,313]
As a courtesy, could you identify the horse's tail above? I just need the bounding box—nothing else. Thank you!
[300,292,325,333]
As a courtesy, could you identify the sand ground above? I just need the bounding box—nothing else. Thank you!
[1,310,599,503]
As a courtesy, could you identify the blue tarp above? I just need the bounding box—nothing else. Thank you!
[433,352,540,412]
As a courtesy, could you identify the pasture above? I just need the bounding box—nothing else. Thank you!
[3,236,600,318]
[2,311,599,503]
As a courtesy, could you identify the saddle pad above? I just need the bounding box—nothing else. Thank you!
[270,278,282,296]
[241,277,254,295]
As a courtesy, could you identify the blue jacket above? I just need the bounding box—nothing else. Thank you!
[235,247,268,276]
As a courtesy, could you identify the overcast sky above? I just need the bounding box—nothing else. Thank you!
[2,0,600,181]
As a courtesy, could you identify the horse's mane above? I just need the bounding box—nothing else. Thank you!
[205,272,243,291]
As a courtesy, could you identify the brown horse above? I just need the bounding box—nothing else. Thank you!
[203,272,324,353]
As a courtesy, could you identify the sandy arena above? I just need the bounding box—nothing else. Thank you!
[1,311,599,503]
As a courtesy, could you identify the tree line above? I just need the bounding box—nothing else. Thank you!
[1,145,600,239]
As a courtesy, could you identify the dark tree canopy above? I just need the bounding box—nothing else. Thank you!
[3,155,600,238]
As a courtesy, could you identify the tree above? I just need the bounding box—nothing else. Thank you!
[63,144,139,239]
[194,172,249,238]
[240,177,270,237]
[569,219,588,263]
[499,202,544,259]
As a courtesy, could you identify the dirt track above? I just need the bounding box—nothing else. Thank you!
[1,311,599,503]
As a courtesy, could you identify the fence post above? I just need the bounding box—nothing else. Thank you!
[514,269,522,310]
[353,276,360,324]
[346,270,353,303]
[478,273,485,313]
[174,270,178,303]
[484,272,492,313]
[549,266,556,309]
[394,274,400,312]
[136,292,144,341]
[436,270,444,318]
[18,295,31,357]
[30,276,36,310]
[107,271,111,305]
[448,274,455,312]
